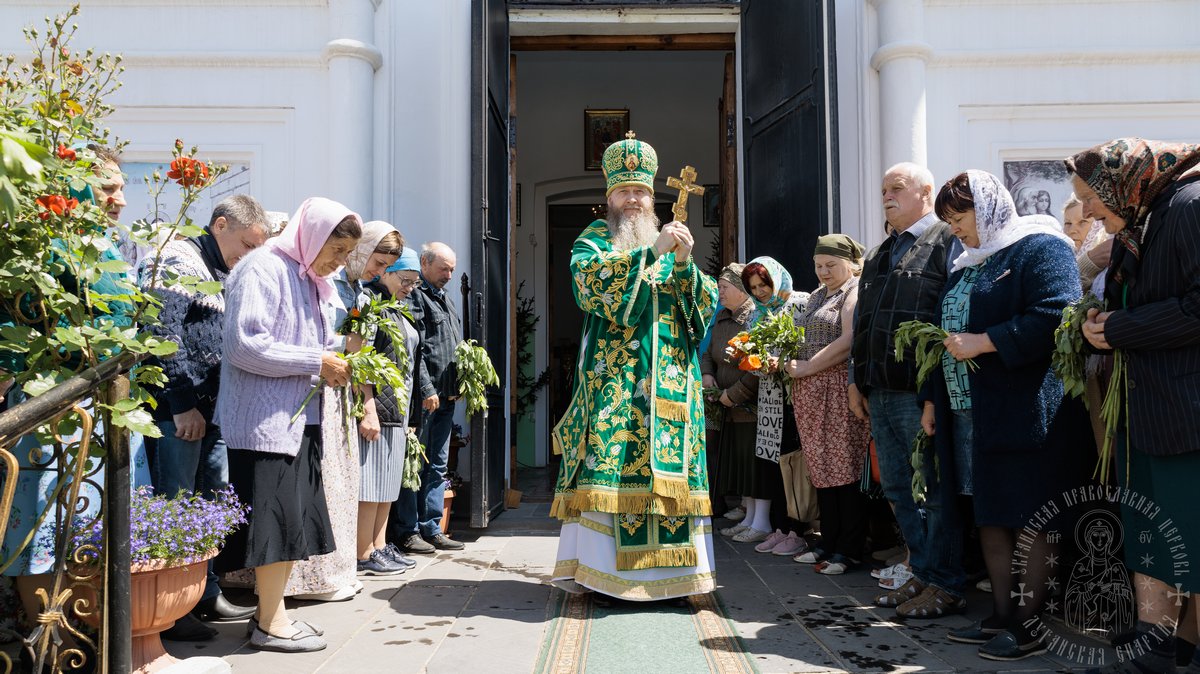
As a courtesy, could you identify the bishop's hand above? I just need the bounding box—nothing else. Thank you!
[653,227,679,257]
[660,221,694,261]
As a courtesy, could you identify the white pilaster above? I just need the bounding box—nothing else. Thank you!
[325,0,382,217]
[870,0,930,170]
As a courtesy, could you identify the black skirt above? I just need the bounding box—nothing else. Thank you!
[215,425,336,573]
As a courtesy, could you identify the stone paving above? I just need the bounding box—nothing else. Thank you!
[167,503,1104,673]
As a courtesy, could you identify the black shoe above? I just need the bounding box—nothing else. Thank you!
[977,630,1048,661]
[426,533,465,551]
[162,613,218,642]
[399,533,437,554]
[357,549,406,576]
[383,542,418,568]
[947,621,1004,645]
[192,593,256,622]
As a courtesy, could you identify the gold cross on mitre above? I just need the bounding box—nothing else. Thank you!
[666,165,705,224]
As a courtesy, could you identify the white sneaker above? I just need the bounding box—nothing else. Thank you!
[723,507,746,522]
[732,527,771,543]
[720,523,749,538]
[754,530,787,552]
[291,584,357,602]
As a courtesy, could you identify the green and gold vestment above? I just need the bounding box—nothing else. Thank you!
[552,220,718,570]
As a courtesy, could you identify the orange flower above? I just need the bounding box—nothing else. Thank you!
[56,144,76,161]
[349,307,361,318]
[737,333,750,343]
[746,354,762,369]
[167,156,210,188]
[36,194,78,219]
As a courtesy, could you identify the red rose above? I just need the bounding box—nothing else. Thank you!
[36,194,76,218]
[167,157,209,187]
[56,144,76,161]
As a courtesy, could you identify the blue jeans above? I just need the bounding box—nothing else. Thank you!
[151,420,228,601]
[390,399,456,539]
[868,389,965,595]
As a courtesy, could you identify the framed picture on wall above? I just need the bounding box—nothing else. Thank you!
[1002,159,1073,224]
[583,109,630,171]
[702,184,720,227]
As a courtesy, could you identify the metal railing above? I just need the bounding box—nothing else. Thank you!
[0,352,137,674]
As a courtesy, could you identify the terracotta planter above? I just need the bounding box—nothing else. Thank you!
[440,489,455,536]
[131,552,215,674]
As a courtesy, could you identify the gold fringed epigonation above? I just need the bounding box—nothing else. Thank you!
[650,475,692,502]
[654,398,689,422]
[552,489,713,520]
[616,546,699,571]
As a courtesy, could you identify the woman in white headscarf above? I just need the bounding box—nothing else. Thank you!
[919,170,1089,660]
[284,220,406,599]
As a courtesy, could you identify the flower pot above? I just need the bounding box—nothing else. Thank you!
[130,552,216,674]
[440,489,455,536]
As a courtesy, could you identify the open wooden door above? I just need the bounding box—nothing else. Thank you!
[740,0,837,291]
[469,0,510,527]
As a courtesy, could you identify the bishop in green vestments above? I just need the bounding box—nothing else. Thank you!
[550,133,720,600]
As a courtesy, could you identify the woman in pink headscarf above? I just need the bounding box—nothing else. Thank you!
[214,197,361,653]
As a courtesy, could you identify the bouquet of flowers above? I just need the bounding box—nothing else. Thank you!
[893,320,978,388]
[725,311,805,383]
[456,339,500,417]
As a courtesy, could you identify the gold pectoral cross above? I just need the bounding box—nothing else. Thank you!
[666,166,705,224]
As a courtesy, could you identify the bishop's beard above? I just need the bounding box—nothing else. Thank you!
[606,208,661,251]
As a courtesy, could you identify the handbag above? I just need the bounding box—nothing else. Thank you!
[780,451,819,523]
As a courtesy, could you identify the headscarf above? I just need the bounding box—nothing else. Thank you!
[718,262,746,293]
[814,234,865,262]
[385,247,421,274]
[345,220,399,282]
[950,170,1074,273]
[1064,138,1200,284]
[271,197,362,302]
[744,256,793,313]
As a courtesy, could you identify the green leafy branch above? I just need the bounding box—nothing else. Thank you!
[893,320,978,389]
[456,339,499,418]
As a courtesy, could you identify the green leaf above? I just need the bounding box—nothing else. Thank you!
[147,339,179,356]
[194,280,223,295]
[110,407,162,438]
[95,259,130,273]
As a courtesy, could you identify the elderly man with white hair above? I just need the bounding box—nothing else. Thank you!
[848,163,967,620]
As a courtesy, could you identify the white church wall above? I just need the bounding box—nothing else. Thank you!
[842,0,1200,248]
[514,49,726,466]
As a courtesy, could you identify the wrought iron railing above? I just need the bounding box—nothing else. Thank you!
[0,352,137,674]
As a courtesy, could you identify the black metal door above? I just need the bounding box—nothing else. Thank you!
[469,0,509,527]
[741,0,836,292]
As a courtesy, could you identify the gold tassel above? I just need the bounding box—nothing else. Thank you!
[557,489,713,518]
[616,546,698,571]
[552,432,563,457]
[651,476,692,502]
[654,398,690,422]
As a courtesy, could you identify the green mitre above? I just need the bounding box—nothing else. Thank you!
[602,131,658,196]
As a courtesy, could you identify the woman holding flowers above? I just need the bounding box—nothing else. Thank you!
[283,220,405,598]
[700,263,759,520]
[719,258,808,551]
[1070,138,1200,674]
[784,235,871,575]
[922,171,1085,660]
[356,246,424,575]
[215,197,361,653]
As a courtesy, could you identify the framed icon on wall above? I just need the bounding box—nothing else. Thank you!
[583,109,630,171]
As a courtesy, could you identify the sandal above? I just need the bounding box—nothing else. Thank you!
[815,554,856,575]
[896,585,967,618]
[874,577,926,608]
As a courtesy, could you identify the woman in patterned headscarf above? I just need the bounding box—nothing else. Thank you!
[922,170,1087,657]
[1069,138,1200,674]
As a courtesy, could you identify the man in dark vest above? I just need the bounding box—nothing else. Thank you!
[850,163,966,618]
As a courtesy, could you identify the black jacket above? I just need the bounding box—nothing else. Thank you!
[1102,176,1200,457]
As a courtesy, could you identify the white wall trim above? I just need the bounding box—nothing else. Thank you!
[323,38,383,71]
[112,51,324,69]
[509,7,739,36]
[869,40,933,71]
[930,47,1200,68]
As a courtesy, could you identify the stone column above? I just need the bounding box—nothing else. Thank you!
[325,0,382,216]
[870,0,931,170]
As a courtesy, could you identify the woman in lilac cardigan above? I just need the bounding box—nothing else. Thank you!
[215,197,360,653]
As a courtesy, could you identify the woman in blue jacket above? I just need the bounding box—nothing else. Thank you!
[921,170,1088,661]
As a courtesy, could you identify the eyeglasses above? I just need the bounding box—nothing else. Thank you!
[397,278,420,289]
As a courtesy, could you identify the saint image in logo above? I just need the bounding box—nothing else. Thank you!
[1063,509,1135,638]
